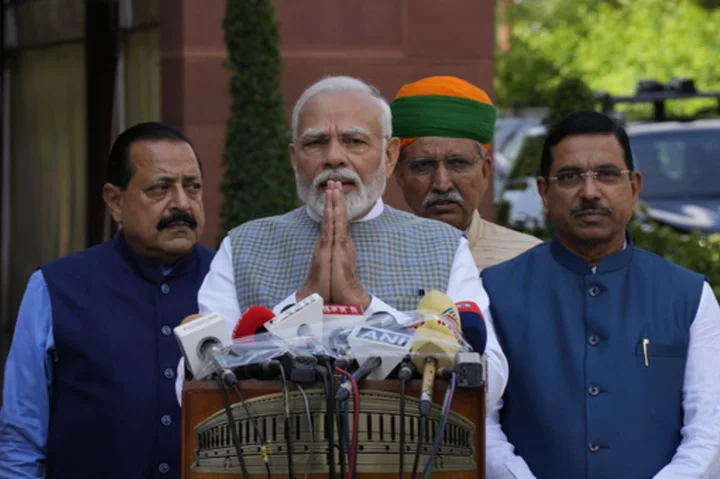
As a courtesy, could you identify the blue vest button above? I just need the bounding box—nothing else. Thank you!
[161,414,172,426]
[161,325,172,336]
[588,334,601,346]
[158,462,170,474]
[588,442,600,452]
[160,283,170,294]
[588,385,600,396]
[164,368,175,379]
[588,285,601,297]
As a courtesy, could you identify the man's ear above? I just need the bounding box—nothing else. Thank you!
[384,137,401,178]
[289,142,297,172]
[103,183,123,224]
[630,170,643,210]
[536,176,550,217]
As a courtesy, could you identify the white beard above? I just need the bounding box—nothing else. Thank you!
[295,156,387,221]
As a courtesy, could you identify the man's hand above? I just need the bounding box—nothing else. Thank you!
[328,181,371,309]
[297,186,333,303]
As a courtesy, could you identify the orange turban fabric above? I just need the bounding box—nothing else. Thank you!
[390,76,496,152]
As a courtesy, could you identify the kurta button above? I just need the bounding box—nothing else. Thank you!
[588,334,600,346]
[158,462,170,474]
[164,368,175,379]
[589,285,601,297]
[588,385,600,396]
[160,283,170,294]
[588,442,600,452]
[161,325,172,336]
[161,414,172,426]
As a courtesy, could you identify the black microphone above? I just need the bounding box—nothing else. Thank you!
[335,356,382,402]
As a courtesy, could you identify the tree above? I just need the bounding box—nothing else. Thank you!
[496,0,720,118]
[545,78,597,127]
[219,0,297,241]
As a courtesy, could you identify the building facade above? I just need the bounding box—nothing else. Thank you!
[0,0,495,391]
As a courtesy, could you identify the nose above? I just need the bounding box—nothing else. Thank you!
[324,136,348,169]
[579,173,601,200]
[169,183,191,210]
[430,163,454,192]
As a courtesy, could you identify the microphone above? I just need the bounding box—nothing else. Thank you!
[416,290,461,333]
[335,355,383,402]
[456,301,487,354]
[173,312,233,380]
[410,319,463,416]
[344,321,413,380]
[233,306,276,339]
[323,303,365,353]
[265,293,324,343]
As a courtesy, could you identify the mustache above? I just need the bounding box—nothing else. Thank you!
[311,168,362,190]
[156,211,198,231]
[422,189,465,209]
[571,200,613,216]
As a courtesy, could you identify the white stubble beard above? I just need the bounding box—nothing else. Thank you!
[294,154,387,221]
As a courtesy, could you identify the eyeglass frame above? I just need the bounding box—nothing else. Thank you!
[543,167,633,188]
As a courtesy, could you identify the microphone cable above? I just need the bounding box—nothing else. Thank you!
[325,359,345,478]
[296,383,314,479]
[334,365,360,479]
[317,363,337,479]
[411,413,427,479]
[335,396,347,479]
[278,366,295,479]
[214,375,250,479]
[397,358,414,479]
[230,383,271,479]
[422,371,457,478]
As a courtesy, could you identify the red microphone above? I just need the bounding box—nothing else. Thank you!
[232,306,276,340]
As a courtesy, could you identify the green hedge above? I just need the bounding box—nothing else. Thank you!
[629,217,720,297]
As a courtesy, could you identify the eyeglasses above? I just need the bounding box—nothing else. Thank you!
[546,168,632,188]
[404,157,481,176]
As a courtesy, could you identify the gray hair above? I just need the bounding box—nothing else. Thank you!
[291,75,392,141]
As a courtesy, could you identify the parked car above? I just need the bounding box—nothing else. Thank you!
[493,118,542,201]
[499,119,720,234]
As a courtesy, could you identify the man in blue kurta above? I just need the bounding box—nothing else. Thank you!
[483,111,720,478]
[0,122,214,479]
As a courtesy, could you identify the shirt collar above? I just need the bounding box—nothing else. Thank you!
[113,229,197,284]
[305,197,385,223]
[551,230,634,275]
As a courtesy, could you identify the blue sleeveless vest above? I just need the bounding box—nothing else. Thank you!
[40,231,214,479]
[481,233,703,479]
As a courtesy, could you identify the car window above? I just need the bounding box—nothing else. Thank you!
[631,128,720,199]
[506,133,547,182]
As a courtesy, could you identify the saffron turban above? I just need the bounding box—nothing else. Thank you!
[389,76,497,152]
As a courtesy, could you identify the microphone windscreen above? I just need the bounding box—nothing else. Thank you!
[456,301,487,354]
[233,306,276,339]
[417,290,461,333]
[409,320,462,370]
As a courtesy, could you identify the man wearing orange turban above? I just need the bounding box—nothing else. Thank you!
[391,76,541,273]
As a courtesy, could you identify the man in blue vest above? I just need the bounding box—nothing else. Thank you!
[483,111,720,478]
[0,122,215,479]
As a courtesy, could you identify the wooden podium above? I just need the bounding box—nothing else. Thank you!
[182,379,486,478]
